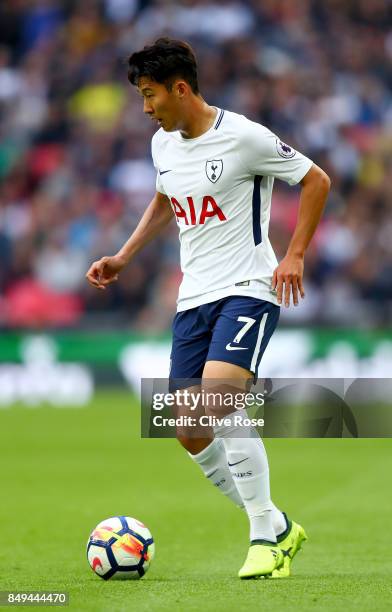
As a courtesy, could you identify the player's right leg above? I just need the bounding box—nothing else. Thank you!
[201,360,283,578]
[169,301,304,577]
[202,297,307,577]
[271,514,308,578]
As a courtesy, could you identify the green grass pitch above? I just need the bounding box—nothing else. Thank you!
[1,389,391,611]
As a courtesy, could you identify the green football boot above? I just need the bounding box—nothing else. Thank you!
[238,540,284,579]
[271,514,308,578]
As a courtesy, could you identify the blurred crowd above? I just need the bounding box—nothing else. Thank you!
[0,0,391,330]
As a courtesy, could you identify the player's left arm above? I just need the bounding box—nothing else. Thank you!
[272,163,331,307]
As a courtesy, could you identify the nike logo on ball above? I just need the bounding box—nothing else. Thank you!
[225,343,248,351]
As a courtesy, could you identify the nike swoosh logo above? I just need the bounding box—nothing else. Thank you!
[228,457,249,467]
[225,343,248,351]
[159,169,172,175]
[206,468,218,478]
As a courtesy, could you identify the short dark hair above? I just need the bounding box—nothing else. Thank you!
[127,37,199,94]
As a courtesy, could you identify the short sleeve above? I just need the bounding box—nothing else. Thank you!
[155,171,166,195]
[238,119,313,185]
[151,135,167,195]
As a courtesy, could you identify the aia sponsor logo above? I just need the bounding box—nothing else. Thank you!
[170,195,226,225]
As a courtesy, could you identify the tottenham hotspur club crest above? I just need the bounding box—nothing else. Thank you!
[206,159,223,183]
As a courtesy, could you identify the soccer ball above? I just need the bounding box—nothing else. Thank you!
[87,516,155,580]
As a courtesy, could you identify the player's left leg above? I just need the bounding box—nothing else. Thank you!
[169,305,245,508]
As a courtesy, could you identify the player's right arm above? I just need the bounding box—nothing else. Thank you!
[86,191,173,290]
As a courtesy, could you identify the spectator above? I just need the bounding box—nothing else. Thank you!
[0,0,391,329]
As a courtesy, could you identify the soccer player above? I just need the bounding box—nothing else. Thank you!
[86,38,330,579]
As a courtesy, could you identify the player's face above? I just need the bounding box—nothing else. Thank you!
[137,76,183,132]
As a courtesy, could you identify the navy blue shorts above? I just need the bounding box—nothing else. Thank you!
[169,296,280,390]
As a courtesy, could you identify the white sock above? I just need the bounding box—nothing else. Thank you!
[270,502,288,536]
[189,438,244,509]
[188,425,287,540]
[214,410,276,543]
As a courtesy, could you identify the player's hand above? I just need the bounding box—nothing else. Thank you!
[271,254,305,307]
[85,255,126,290]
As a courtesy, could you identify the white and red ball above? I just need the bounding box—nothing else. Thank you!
[87,516,155,580]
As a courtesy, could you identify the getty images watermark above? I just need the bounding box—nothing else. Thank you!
[140,378,392,438]
[142,382,265,438]
[151,387,265,428]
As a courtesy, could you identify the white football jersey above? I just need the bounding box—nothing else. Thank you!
[151,108,313,312]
